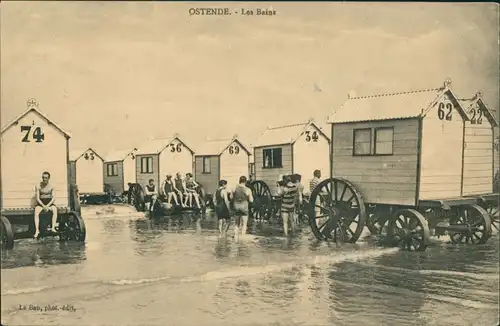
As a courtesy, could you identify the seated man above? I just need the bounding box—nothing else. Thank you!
[34,171,58,238]
[144,179,158,212]
[173,172,188,207]
[161,175,180,206]
[185,173,201,209]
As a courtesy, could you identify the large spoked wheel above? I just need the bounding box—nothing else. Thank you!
[308,178,366,243]
[70,183,82,217]
[479,200,499,232]
[59,211,86,243]
[195,186,207,214]
[129,184,146,212]
[449,204,492,245]
[1,215,14,250]
[249,180,273,221]
[386,209,430,251]
[366,204,390,235]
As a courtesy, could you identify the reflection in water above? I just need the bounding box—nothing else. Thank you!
[1,240,86,269]
[214,237,232,259]
[1,206,498,326]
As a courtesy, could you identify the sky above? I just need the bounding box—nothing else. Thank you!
[1,2,499,156]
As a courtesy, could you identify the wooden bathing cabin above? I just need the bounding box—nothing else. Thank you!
[103,148,138,195]
[327,79,474,206]
[69,148,105,195]
[134,134,195,190]
[252,119,331,194]
[194,135,251,194]
[0,99,72,211]
[457,91,498,196]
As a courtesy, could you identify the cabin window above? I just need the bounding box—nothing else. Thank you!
[353,129,372,156]
[202,157,211,173]
[263,148,282,168]
[374,127,394,155]
[140,156,153,173]
[107,163,118,177]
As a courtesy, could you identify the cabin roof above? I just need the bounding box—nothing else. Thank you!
[328,80,469,124]
[252,120,330,148]
[135,134,194,155]
[194,135,251,156]
[104,148,137,162]
[457,92,498,127]
[70,148,104,162]
[0,105,71,138]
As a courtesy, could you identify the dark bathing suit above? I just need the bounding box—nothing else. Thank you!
[164,180,173,194]
[38,183,54,206]
[145,184,155,203]
[215,188,230,220]
[281,183,298,213]
[174,178,183,193]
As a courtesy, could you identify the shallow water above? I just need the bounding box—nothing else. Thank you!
[1,205,499,326]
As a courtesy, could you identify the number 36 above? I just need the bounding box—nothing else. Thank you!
[170,143,182,152]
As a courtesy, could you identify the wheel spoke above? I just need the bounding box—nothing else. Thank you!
[339,184,347,202]
[333,181,338,203]
[321,218,338,238]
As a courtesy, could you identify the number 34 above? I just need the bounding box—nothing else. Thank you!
[21,125,45,143]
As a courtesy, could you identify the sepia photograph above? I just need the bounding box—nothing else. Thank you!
[1,2,499,326]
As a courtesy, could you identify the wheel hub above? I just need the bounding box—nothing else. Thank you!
[329,207,341,218]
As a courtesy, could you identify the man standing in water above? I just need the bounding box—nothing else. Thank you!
[34,171,58,238]
[215,180,231,235]
[278,175,299,236]
[232,176,254,239]
[310,169,322,227]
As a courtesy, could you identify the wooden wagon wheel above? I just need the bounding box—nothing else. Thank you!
[449,204,492,245]
[386,209,430,251]
[196,182,213,209]
[480,200,499,232]
[129,183,146,212]
[249,180,273,221]
[59,211,86,243]
[70,183,82,217]
[1,215,14,250]
[365,204,390,235]
[307,178,366,243]
[195,184,207,214]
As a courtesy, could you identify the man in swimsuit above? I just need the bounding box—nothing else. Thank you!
[34,171,58,238]
[161,175,179,206]
[232,176,254,239]
[292,174,304,226]
[144,179,158,212]
[278,175,299,237]
[173,173,187,207]
[309,169,323,227]
[185,173,201,209]
[215,179,231,235]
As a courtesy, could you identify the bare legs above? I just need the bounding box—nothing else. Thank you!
[234,215,249,241]
[33,206,58,238]
[176,192,187,207]
[167,192,179,206]
[282,211,295,237]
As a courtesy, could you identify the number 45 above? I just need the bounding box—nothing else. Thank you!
[21,125,45,143]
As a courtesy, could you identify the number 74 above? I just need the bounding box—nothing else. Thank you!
[21,125,45,143]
